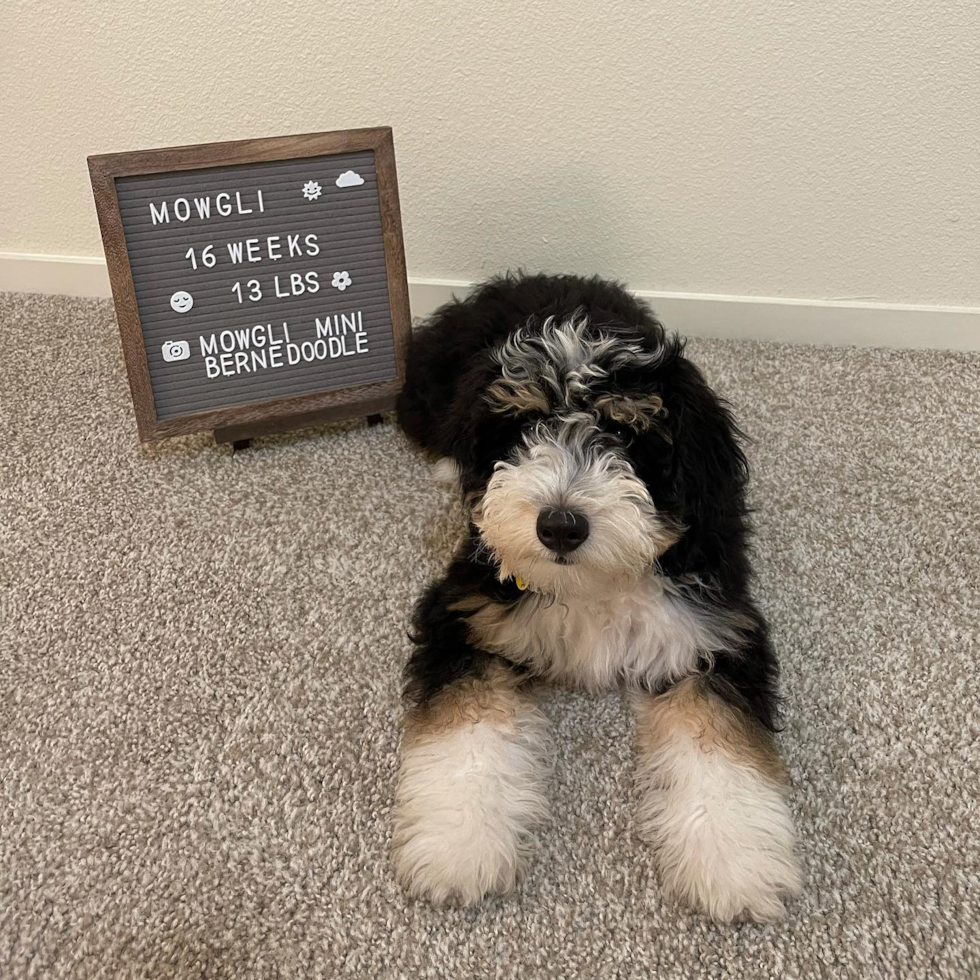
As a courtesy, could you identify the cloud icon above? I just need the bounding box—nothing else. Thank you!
[336,170,365,188]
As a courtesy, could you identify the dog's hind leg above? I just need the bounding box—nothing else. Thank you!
[633,675,802,922]
[392,658,552,906]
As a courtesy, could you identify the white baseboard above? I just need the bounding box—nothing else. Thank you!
[0,252,112,298]
[2,253,978,351]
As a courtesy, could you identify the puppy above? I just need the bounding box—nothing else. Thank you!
[392,273,802,921]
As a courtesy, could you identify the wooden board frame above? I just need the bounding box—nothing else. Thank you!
[88,128,411,442]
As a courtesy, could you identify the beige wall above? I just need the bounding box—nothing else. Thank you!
[3,0,978,306]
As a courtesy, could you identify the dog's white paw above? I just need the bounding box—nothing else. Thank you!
[392,715,550,906]
[644,764,802,922]
[392,803,528,906]
[635,679,803,922]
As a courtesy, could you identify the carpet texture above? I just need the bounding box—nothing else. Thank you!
[1,291,977,979]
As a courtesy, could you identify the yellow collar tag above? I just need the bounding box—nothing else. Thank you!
[515,576,530,592]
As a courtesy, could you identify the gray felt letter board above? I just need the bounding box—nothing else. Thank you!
[89,129,411,443]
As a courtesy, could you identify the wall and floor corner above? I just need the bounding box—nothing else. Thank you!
[2,0,979,349]
[2,252,979,351]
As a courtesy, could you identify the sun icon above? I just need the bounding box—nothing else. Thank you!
[301,180,322,201]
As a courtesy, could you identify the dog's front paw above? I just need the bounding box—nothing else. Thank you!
[650,782,803,922]
[392,806,528,906]
[392,715,550,906]
[636,679,803,922]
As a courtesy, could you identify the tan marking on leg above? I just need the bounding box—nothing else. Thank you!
[402,658,525,742]
[638,675,787,785]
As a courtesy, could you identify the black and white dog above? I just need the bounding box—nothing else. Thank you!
[392,273,801,921]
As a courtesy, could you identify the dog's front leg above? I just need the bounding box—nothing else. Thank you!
[633,675,802,921]
[392,657,552,906]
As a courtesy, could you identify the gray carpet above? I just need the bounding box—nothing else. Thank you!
[1,291,978,979]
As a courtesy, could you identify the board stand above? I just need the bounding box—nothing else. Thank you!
[212,400,394,452]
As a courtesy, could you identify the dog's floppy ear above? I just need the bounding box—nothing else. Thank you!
[399,329,519,495]
[663,356,749,554]
[442,354,530,497]
[440,355,499,466]
[397,296,504,458]
[396,321,465,458]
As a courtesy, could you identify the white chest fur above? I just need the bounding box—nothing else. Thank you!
[467,573,738,692]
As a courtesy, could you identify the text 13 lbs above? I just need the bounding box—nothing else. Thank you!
[231,272,320,304]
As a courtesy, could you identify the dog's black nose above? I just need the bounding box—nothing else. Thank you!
[536,508,590,554]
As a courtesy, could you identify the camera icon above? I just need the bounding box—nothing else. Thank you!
[161,340,191,363]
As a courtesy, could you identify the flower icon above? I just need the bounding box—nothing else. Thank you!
[331,271,352,291]
[301,180,322,201]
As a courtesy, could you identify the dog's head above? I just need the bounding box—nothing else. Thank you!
[447,314,747,596]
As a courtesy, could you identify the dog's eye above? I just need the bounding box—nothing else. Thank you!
[594,393,666,432]
[485,378,551,417]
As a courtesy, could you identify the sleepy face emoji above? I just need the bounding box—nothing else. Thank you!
[170,290,194,314]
